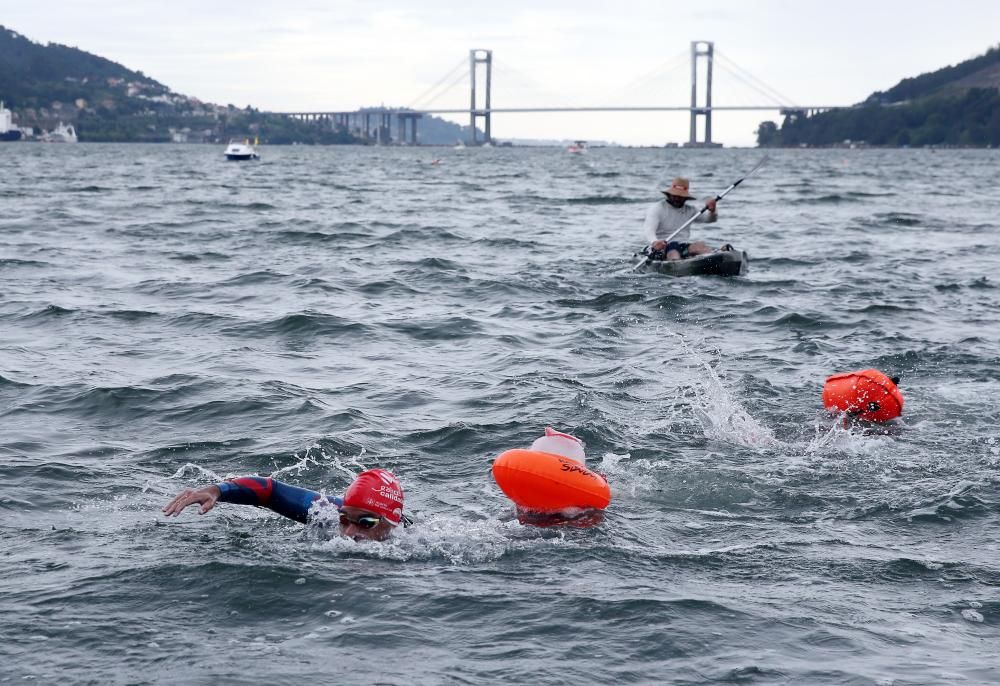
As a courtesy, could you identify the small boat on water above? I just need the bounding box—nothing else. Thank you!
[40,122,77,143]
[0,101,23,142]
[224,138,259,161]
[567,140,588,154]
[636,247,749,277]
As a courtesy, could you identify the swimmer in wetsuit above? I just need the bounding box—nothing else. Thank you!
[163,468,407,542]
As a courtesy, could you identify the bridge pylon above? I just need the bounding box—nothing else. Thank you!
[687,41,719,148]
[469,49,492,145]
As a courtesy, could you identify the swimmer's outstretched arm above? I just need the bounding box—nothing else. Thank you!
[162,477,342,524]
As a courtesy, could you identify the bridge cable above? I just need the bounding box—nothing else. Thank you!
[598,49,690,106]
[491,60,588,109]
[407,57,469,110]
[714,50,799,107]
[712,62,789,107]
[413,69,472,110]
[408,58,468,110]
[612,50,688,106]
[715,51,795,104]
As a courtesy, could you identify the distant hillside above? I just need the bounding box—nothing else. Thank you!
[409,113,482,145]
[757,45,1000,147]
[866,46,1000,104]
[0,25,478,144]
[1,24,174,138]
[0,26,167,106]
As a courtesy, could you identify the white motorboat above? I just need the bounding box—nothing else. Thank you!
[0,101,23,142]
[567,140,588,154]
[224,138,259,161]
[40,122,77,143]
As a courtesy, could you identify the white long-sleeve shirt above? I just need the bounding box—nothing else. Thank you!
[642,199,717,243]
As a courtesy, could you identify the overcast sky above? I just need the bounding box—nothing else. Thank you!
[5,0,999,146]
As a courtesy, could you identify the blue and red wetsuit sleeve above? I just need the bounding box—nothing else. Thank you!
[216,477,342,524]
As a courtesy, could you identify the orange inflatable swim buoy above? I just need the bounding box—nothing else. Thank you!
[492,449,611,513]
[822,369,904,422]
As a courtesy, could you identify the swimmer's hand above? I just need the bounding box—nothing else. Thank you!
[162,485,221,516]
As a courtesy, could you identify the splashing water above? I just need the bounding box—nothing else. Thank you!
[664,330,780,448]
[305,508,586,565]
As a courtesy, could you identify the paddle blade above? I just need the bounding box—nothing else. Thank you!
[748,155,770,176]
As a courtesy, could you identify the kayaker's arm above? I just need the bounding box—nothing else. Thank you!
[696,198,718,223]
[642,202,662,243]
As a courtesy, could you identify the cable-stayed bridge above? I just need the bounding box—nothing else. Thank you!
[271,42,850,146]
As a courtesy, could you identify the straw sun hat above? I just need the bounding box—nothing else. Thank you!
[661,177,695,198]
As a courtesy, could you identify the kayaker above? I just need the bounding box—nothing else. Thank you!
[162,468,409,542]
[642,177,719,260]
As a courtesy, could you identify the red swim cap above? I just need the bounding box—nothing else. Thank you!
[342,469,404,525]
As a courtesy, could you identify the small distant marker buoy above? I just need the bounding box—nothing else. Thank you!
[822,369,904,422]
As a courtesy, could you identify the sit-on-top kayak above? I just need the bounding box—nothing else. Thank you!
[638,248,749,277]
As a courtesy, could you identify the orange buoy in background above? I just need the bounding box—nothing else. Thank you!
[822,369,904,422]
[491,428,611,514]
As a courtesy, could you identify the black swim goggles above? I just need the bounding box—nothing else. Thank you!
[339,512,382,529]
[338,512,414,529]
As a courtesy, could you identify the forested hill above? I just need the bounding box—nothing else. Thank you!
[757,45,1000,147]
[0,25,360,143]
[0,25,167,106]
[0,25,477,144]
[866,46,1000,104]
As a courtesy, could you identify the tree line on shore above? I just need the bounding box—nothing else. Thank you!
[758,87,1000,147]
[757,45,1000,148]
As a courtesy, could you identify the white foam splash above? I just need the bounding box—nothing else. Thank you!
[803,414,896,458]
[166,463,224,482]
[271,442,368,480]
[599,451,665,497]
[305,508,590,565]
[377,516,527,564]
[659,330,780,448]
[961,608,984,623]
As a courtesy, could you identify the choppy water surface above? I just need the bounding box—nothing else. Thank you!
[2,144,999,684]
